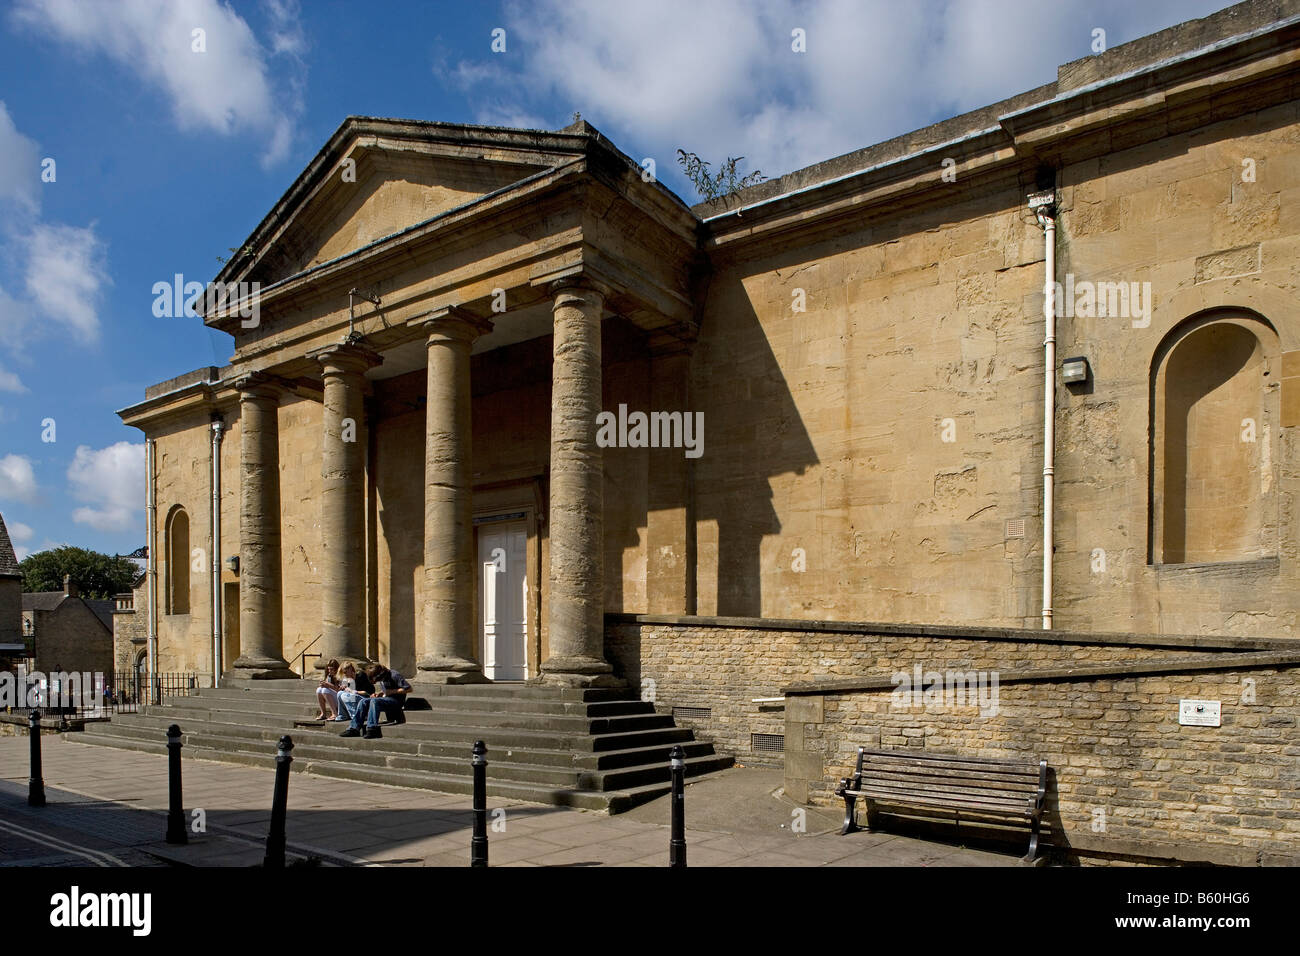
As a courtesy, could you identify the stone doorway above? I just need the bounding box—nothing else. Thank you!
[477,519,528,681]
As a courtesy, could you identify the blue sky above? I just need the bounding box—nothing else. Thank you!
[0,0,1230,563]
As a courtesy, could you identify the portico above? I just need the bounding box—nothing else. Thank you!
[176,118,700,687]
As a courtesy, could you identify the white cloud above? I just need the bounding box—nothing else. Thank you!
[0,366,26,392]
[23,223,111,340]
[0,454,39,504]
[438,0,1230,196]
[7,519,33,560]
[0,108,109,351]
[0,101,40,216]
[67,442,145,533]
[12,0,305,167]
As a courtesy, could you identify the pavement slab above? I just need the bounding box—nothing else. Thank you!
[0,734,1023,867]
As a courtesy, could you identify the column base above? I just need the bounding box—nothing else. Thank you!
[228,655,298,680]
[417,655,489,684]
[533,655,625,689]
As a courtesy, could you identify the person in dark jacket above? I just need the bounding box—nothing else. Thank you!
[333,662,375,722]
[340,664,410,739]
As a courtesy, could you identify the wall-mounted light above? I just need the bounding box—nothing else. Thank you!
[1061,356,1091,385]
[225,555,240,574]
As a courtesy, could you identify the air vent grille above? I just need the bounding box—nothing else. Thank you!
[672,706,711,720]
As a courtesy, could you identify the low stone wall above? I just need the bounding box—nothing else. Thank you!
[605,614,1300,864]
[604,613,1291,767]
[784,657,1300,865]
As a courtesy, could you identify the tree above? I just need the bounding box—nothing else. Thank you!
[676,149,767,204]
[19,547,140,599]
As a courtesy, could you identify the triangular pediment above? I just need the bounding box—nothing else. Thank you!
[217,118,593,292]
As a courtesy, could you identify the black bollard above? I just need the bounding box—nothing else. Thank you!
[669,744,686,867]
[165,725,187,844]
[28,710,45,808]
[263,735,294,868]
[471,740,488,867]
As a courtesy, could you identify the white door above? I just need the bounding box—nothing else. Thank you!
[478,521,527,681]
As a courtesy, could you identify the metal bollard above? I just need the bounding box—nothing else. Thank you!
[166,725,187,844]
[669,744,686,867]
[263,735,294,868]
[28,710,45,808]
[471,740,488,867]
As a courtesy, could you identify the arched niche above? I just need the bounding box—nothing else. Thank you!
[1150,310,1279,565]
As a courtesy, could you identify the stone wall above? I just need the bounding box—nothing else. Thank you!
[112,583,147,675]
[33,601,113,677]
[608,614,1300,863]
[0,575,20,648]
[786,660,1300,865]
[688,95,1300,637]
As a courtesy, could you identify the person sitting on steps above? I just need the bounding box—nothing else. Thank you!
[315,659,343,720]
[340,664,411,739]
[333,662,374,722]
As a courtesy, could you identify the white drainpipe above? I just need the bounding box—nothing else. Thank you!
[145,438,159,703]
[1031,190,1057,629]
[210,417,224,686]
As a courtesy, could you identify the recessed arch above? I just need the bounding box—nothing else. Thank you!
[164,504,191,614]
[1149,309,1279,565]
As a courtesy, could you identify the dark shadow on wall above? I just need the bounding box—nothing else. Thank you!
[692,271,819,617]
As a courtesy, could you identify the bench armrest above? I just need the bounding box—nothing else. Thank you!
[1031,759,1048,817]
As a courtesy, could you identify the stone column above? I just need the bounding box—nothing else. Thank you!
[539,282,620,686]
[231,375,295,679]
[646,345,695,614]
[413,307,493,682]
[311,341,381,669]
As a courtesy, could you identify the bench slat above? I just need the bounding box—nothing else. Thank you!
[851,790,1033,817]
[859,754,1039,777]
[858,748,1038,768]
[857,765,1040,791]
[852,790,1034,811]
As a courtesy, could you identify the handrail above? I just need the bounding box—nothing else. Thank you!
[297,633,324,675]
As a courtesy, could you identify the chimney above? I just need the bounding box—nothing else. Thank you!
[63,574,78,599]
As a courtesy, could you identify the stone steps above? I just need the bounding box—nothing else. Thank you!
[77,680,732,811]
[200,685,653,718]
[161,695,673,734]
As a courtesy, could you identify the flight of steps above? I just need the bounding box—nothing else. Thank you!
[77,680,733,812]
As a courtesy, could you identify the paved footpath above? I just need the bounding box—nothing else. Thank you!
[0,735,1018,867]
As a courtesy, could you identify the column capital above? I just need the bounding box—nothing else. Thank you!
[309,340,383,377]
[234,371,285,401]
[548,275,614,303]
[408,306,493,345]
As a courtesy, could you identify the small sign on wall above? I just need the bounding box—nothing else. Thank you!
[1179,699,1222,727]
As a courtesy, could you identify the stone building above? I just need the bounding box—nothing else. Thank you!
[111,574,148,678]
[0,514,23,662]
[21,577,114,677]
[121,0,1300,689]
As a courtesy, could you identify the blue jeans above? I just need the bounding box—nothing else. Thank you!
[349,695,402,729]
[336,691,363,720]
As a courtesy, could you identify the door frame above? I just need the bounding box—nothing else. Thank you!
[471,478,543,680]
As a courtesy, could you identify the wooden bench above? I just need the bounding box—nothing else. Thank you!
[835,748,1048,863]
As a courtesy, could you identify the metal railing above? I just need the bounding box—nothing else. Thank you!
[297,633,324,675]
[2,671,199,720]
